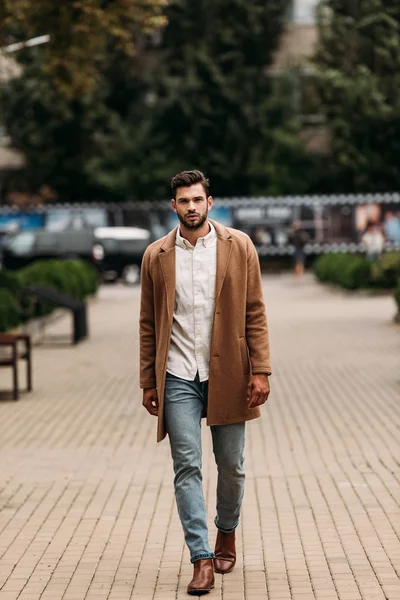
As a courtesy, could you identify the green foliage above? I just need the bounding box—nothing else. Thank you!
[0,270,22,295]
[60,260,99,298]
[1,0,318,201]
[0,0,167,98]
[370,252,400,288]
[314,253,372,289]
[0,290,19,332]
[0,64,110,200]
[395,279,400,310]
[313,1,400,192]
[146,0,310,197]
[0,259,99,331]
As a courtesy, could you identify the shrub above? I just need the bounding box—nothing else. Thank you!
[371,252,400,289]
[0,270,22,295]
[0,259,99,332]
[60,260,99,298]
[395,279,400,311]
[314,253,372,289]
[16,259,98,299]
[0,289,19,332]
[341,257,372,290]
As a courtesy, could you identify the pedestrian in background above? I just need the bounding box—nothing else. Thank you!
[139,170,271,595]
[383,211,400,244]
[288,221,309,278]
[362,222,385,261]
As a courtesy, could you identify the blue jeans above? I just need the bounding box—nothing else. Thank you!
[164,372,245,563]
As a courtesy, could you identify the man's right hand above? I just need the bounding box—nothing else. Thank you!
[142,388,159,416]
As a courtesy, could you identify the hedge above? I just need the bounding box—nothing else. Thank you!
[313,254,372,290]
[0,289,19,332]
[314,252,400,290]
[314,252,400,317]
[370,252,400,289]
[395,280,400,311]
[0,259,99,332]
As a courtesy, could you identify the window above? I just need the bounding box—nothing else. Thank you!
[8,232,35,255]
[59,231,94,254]
[35,232,58,252]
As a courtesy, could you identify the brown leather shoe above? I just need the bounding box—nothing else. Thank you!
[187,558,215,595]
[213,529,236,574]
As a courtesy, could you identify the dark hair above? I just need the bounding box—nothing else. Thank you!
[171,170,210,199]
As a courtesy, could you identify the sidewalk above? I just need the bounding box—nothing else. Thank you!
[0,275,399,600]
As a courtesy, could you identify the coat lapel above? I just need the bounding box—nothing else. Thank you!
[159,228,177,321]
[211,220,233,304]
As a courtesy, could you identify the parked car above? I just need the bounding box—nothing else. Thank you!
[1,228,95,271]
[0,226,152,284]
[91,227,151,284]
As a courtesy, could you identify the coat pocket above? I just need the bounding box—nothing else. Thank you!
[239,337,250,375]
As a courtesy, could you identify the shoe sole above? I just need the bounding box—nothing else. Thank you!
[187,582,215,595]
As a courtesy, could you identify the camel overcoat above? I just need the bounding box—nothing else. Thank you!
[139,220,272,442]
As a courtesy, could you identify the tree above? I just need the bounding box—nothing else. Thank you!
[1,0,318,201]
[313,1,400,192]
[0,59,108,200]
[152,0,299,196]
[88,0,316,198]
[0,0,167,98]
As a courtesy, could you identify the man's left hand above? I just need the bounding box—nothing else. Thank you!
[247,374,270,408]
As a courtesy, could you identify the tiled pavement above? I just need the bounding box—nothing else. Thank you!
[0,274,399,600]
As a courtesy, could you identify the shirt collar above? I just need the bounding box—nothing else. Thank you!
[176,221,216,249]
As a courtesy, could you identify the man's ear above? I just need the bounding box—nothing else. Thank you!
[171,199,177,213]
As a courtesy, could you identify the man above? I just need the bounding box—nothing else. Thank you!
[362,222,385,261]
[288,221,309,278]
[139,170,271,595]
[384,211,400,244]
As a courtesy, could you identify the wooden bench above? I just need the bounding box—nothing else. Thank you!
[0,333,32,400]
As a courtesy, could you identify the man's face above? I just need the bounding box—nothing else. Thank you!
[172,183,213,230]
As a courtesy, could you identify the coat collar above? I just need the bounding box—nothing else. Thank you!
[158,220,233,319]
[160,219,231,251]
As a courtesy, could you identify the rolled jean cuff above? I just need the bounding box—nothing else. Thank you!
[214,517,239,534]
[191,552,214,563]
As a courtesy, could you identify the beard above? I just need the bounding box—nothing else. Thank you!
[177,208,208,230]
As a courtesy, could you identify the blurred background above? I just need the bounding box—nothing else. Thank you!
[0,0,399,293]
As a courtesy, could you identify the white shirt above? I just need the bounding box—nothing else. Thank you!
[362,231,385,253]
[166,222,217,382]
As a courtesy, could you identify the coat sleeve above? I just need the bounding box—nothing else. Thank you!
[139,248,157,389]
[245,238,272,375]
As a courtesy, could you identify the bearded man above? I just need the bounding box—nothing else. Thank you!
[139,170,271,595]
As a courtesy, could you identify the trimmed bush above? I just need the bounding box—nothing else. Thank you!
[371,252,400,289]
[0,270,22,295]
[341,257,373,290]
[0,259,99,332]
[0,289,19,332]
[314,253,372,290]
[395,279,400,311]
[60,260,98,299]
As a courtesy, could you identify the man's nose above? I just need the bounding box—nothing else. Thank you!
[188,201,196,211]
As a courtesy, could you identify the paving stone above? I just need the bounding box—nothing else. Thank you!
[0,275,399,599]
